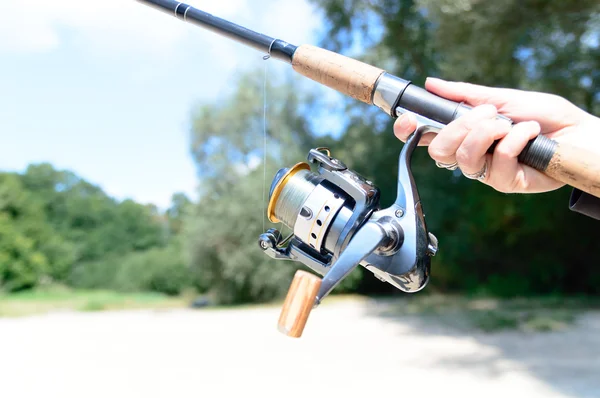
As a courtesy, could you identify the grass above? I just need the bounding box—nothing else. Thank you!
[0,285,189,318]
[371,294,600,333]
[197,292,368,312]
[2,286,597,334]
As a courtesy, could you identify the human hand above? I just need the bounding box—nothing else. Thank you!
[393,77,600,194]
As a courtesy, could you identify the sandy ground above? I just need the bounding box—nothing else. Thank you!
[1,299,599,398]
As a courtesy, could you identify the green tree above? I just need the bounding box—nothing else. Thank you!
[309,0,600,296]
[0,212,49,291]
[166,193,193,236]
[184,67,362,304]
[1,163,176,292]
[0,172,75,291]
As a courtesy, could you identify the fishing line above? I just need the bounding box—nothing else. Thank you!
[262,53,270,232]
[261,49,287,237]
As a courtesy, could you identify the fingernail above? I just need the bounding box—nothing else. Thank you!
[426,77,444,84]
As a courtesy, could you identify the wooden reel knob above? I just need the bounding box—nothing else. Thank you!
[277,270,322,338]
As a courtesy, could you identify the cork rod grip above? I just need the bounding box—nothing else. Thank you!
[544,142,600,198]
[291,44,385,104]
[277,270,322,338]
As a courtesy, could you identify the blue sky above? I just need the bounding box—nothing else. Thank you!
[0,0,325,209]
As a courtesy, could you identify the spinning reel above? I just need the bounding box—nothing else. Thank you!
[259,111,441,337]
[140,0,600,338]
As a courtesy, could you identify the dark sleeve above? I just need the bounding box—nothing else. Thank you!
[569,189,600,221]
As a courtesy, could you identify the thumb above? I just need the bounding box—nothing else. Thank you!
[393,112,436,146]
[393,112,418,142]
[425,77,512,108]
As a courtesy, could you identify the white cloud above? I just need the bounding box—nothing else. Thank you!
[0,0,248,56]
[0,0,320,59]
[0,0,322,85]
[0,0,323,208]
[258,0,321,46]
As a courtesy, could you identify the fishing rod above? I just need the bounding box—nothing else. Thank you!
[138,0,598,196]
[138,0,600,337]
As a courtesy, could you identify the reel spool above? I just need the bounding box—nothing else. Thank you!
[259,121,441,338]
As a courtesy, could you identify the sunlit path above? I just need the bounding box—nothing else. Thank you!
[1,300,598,398]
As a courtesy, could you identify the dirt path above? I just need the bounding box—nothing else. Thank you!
[1,299,599,398]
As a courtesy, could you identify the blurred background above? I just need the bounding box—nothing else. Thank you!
[1,0,600,397]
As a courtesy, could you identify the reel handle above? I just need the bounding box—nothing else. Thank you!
[277,270,322,338]
[277,222,387,337]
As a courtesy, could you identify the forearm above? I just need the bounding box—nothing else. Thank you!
[567,112,600,220]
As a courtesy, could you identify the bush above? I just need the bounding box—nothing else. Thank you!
[69,243,192,296]
[115,244,191,296]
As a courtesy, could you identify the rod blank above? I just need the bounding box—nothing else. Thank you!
[137,0,297,61]
[137,0,600,200]
[138,0,273,51]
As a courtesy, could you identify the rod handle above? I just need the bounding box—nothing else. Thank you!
[291,44,385,105]
[277,270,322,338]
[487,136,600,198]
[397,85,600,197]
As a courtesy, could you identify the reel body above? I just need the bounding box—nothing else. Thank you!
[259,111,440,306]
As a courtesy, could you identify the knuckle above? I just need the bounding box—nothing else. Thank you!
[494,143,514,159]
[461,107,495,131]
[455,146,472,166]
[460,117,477,134]
[428,144,447,160]
[479,119,498,133]
[524,120,542,133]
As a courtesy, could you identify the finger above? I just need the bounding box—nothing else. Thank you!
[425,77,513,108]
[425,77,579,131]
[393,113,417,142]
[455,119,512,179]
[489,121,563,193]
[428,104,498,166]
[393,113,436,146]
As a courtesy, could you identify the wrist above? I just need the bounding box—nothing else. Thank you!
[557,112,600,152]
[582,113,600,142]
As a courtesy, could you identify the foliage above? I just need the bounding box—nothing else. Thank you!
[2,0,599,304]
[308,0,600,296]
[69,241,190,296]
[184,68,362,305]
[0,164,191,295]
[0,172,73,291]
[0,285,186,318]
